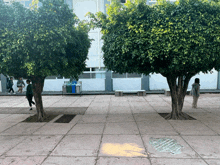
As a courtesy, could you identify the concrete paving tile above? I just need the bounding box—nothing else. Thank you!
[150,158,207,165]
[0,135,26,155]
[0,156,45,165]
[168,120,217,135]
[6,135,63,156]
[108,106,131,114]
[33,123,74,135]
[142,135,200,158]
[68,123,105,134]
[137,121,178,135]
[133,113,165,122]
[96,157,151,165]
[182,136,220,159]
[104,122,139,135]
[0,114,11,119]
[189,113,220,123]
[69,102,91,107]
[205,159,220,165]
[0,114,31,123]
[68,115,82,124]
[99,135,147,157]
[106,114,134,123]
[51,135,101,156]
[127,97,147,102]
[1,123,45,135]
[42,156,96,165]
[0,122,18,133]
[78,115,107,123]
[149,101,170,107]
[89,102,109,107]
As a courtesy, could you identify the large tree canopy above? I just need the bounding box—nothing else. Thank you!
[0,0,91,121]
[88,0,220,119]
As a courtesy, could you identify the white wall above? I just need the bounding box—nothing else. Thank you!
[113,78,142,91]
[150,70,218,90]
[0,81,1,92]
[43,79,68,91]
[149,74,169,90]
[78,79,105,91]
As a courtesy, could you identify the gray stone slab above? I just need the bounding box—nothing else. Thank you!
[0,135,26,155]
[104,122,139,135]
[42,156,96,165]
[1,123,45,135]
[78,115,107,123]
[182,136,220,158]
[205,159,220,165]
[0,114,11,119]
[133,113,165,122]
[99,135,147,157]
[137,121,178,135]
[68,123,105,134]
[51,135,102,156]
[142,135,200,158]
[0,114,31,123]
[6,135,63,156]
[0,156,45,165]
[168,120,217,135]
[108,106,132,114]
[0,122,18,133]
[96,157,151,165]
[85,106,109,115]
[150,158,207,165]
[106,114,134,123]
[33,123,74,135]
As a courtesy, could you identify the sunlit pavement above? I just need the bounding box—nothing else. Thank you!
[0,94,220,165]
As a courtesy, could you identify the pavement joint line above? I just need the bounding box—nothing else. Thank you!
[128,99,152,165]
[179,134,209,165]
[94,95,111,165]
[39,116,79,165]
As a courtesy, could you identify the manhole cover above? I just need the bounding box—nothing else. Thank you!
[149,137,183,155]
[54,114,76,123]
[22,114,58,122]
[158,113,196,120]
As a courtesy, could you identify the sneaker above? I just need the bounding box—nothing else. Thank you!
[29,108,32,111]
[33,102,35,105]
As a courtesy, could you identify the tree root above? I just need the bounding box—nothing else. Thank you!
[165,112,192,120]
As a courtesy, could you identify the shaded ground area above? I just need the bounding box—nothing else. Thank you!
[0,94,219,164]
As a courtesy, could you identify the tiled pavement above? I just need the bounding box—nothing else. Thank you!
[0,94,220,164]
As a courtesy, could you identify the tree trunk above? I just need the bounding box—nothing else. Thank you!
[165,74,192,120]
[31,76,46,122]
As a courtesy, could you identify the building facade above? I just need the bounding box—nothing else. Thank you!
[0,0,219,92]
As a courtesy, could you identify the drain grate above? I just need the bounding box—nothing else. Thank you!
[158,113,196,120]
[54,114,76,123]
[22,114,58,122]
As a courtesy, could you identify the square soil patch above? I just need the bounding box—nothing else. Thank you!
[158,113,196,120]
[54,114,76,123]
[23,114,58,122]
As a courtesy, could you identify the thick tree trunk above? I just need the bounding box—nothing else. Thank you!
[31,76,46,122]
[165,74,192,120]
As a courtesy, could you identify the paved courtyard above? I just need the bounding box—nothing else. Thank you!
[0,94,220,165]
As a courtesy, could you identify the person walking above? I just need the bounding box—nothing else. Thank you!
[191,78,200,108]
[17,77,25,93]
[26,79,35,110]
[8,77,15,94]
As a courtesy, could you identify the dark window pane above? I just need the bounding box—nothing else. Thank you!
[112,73,126,78]
[127,73,142,78]
[121,0,126,3]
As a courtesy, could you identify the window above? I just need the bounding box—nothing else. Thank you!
[112,72,142,78]
[120,0,126,3]
[78,68,106,79]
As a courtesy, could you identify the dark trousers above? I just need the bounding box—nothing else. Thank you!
[27,94,35,107]
[8,87,14,93]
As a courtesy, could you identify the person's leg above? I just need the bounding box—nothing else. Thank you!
[192,96,196,108]
[195,96,199,108]
[30,95,35,105]
[27,95,33,110]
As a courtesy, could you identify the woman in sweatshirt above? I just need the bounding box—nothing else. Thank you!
[191,78,200,108]
[26,79,35,110]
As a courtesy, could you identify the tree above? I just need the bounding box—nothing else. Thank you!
[0,0,91,121]
[87,0,220,119]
